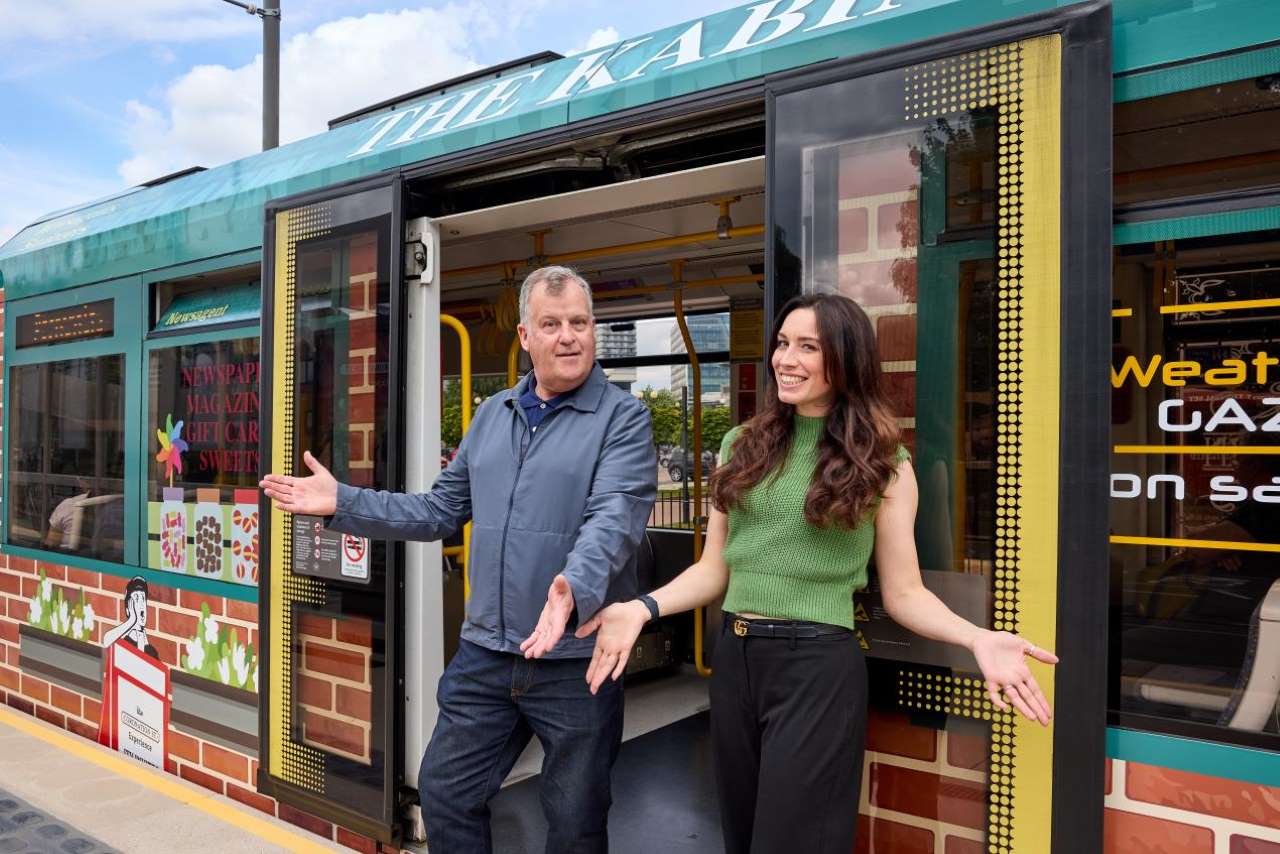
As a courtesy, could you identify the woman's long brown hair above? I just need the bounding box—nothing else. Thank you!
[710,294,902,529]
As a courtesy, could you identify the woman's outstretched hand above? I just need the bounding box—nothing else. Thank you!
[971,630,1058,725]
[575,600,649,694]
[260,451,339,516]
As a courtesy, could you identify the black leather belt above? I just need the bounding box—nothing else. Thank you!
[726,614,851,639]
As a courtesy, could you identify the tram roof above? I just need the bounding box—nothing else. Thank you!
[2,0,1276,300]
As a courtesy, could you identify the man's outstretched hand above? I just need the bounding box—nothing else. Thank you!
[520,575,575,659]
[260,451,339,516]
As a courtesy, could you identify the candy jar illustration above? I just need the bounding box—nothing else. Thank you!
[231,488,259,584]
[156,414,189,572]
[160,487,187,572]
[194,488,224,578]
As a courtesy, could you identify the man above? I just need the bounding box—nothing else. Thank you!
[261,266,657,854]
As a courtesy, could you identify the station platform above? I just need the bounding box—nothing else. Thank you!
[0,706,345,854]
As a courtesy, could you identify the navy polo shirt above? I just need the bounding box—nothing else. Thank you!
[518,377,576,432]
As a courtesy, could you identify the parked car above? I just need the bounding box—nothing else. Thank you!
[667,448,717,483]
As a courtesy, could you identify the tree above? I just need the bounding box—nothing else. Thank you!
[694,405,732,454]
[637,387,682,447]
[441,375,510,448]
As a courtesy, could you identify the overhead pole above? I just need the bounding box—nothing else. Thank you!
[220,0,281,151]
[263,0,280,150]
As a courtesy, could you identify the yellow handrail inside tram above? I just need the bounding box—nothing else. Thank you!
[673,262,712,678]
[508,335,522,388]
[440,314,473,599]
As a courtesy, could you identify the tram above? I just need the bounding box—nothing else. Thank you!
[2,1,1278,851]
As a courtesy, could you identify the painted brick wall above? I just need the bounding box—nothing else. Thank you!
[345,235,379,488]
[297,612,375,764]
[857,710,989,853]
[860,712,1280,853]
[1104,759,1280,853]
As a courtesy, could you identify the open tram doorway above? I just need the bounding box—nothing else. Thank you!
[401,147,768,849]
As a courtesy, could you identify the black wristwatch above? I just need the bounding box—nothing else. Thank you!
[637,594,661,623]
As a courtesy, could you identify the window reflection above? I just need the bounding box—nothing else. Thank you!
[7,356,126,562]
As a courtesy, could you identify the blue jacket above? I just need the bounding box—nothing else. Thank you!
[327,364,657,658]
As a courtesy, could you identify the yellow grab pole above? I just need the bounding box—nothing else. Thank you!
[508,335,522,388]
[440,314,473,599]
[673,264,711,678]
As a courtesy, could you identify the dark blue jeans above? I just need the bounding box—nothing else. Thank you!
[419,639,624,854]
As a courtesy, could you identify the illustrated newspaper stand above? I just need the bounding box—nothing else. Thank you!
[99,640,170,770]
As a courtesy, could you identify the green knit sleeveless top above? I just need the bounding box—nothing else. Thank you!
[719,416,909,630]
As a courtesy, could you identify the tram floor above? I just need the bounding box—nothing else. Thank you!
[490,710,722,854]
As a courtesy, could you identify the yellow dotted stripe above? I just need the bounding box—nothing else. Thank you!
[269,202,334,795]
[896,38,1043,854]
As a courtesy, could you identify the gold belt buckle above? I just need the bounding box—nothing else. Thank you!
[733,619,748,637]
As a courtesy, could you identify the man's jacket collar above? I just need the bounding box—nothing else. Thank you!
[503,363,608,414]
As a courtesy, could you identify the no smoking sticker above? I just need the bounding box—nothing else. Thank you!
[341,534,369,580]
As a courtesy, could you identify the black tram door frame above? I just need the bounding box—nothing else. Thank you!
[763,3,1111,852]
[259,175,409,844]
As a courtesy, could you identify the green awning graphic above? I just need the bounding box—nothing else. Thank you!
[156,285,260,332]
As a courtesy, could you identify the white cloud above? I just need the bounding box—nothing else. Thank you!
[0,144,125,249]
[117,5,484,186]
[568,27,620,56]
[0,0,257,45]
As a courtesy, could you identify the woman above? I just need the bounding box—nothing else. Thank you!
[574,293,1057,854]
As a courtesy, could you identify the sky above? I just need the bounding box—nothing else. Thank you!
[0,0,744,248]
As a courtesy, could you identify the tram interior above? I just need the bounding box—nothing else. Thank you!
[405,126,768,848]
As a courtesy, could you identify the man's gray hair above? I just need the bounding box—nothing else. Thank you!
[518,265,594,327]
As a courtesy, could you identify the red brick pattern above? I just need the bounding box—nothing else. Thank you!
[1104,808,1215,854]
[1105,759,1280,854]
[855,813,934,854]
[869,762,988,830]
[297,613,374,764]
[944,836,986,854]
[345,237,380,486]
[1126,764,1280,828]
[865,709,936,762]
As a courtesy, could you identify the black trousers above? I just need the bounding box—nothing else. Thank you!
[709,616,869,854]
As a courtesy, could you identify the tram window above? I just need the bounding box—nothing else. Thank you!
[146,337,261,583]
[6,355,126,562]
[1111,229,1280,747]
[1115,77,1280,207]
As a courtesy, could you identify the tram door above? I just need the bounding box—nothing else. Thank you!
[767,8,1110,852]
[258,178,446,844]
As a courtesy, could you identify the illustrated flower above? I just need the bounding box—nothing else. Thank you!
[82,603,95,632]
[155,414,189,487]
[41,577,52,602]
[233,644,249,687]
[71,617,83,640]
[185,637,205,671]
[204,615,219,644]
[252,664,259,693]
[29,596,43,626]
[217,657,231,685]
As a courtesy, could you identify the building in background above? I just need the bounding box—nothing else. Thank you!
[669,314,730,405]
[596,320,637,392]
